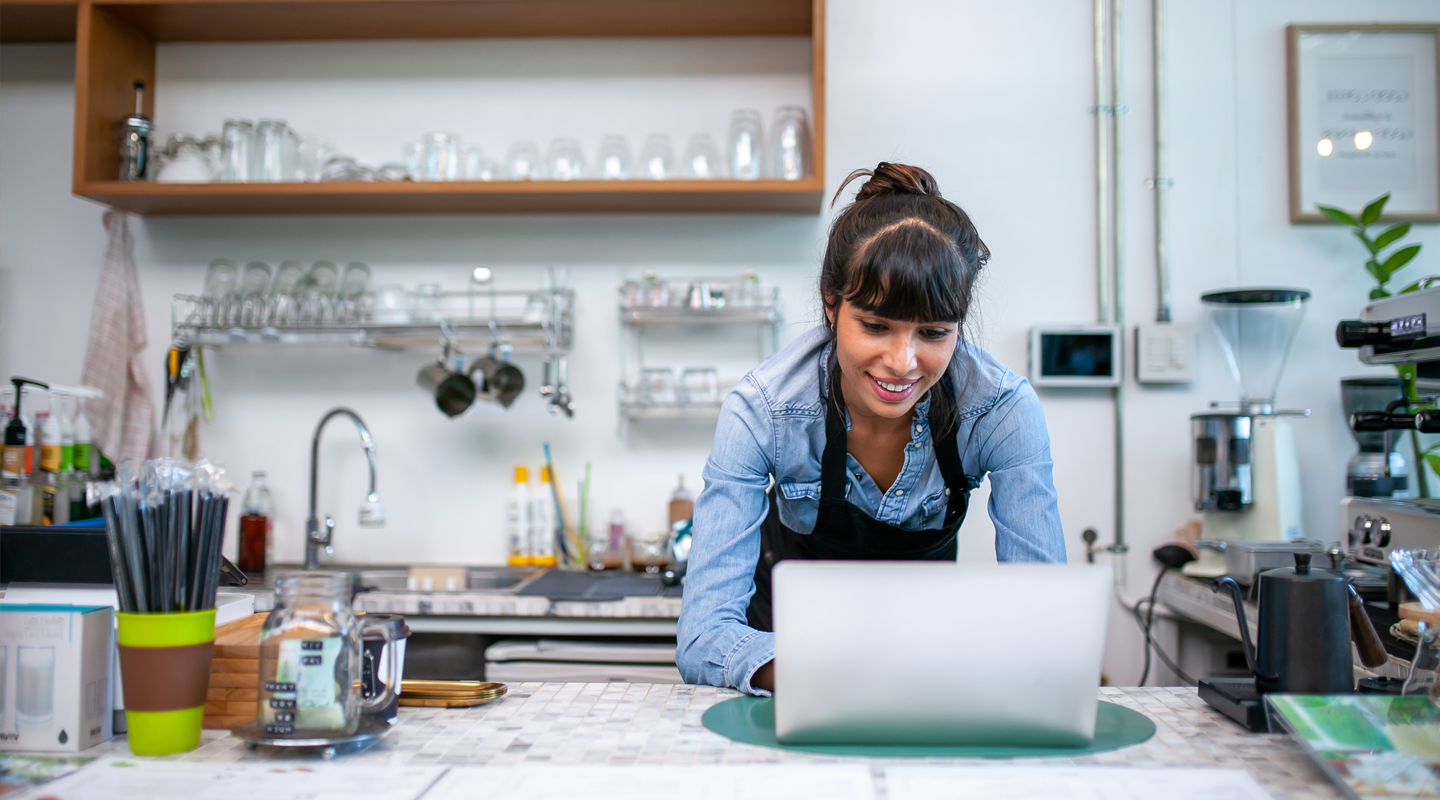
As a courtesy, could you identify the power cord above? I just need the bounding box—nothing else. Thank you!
[1130,571,1197,686]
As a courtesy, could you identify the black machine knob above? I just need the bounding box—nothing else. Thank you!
[1213,489,1245,510]
[1337,314,1427,348]
[1351,409,1440,434]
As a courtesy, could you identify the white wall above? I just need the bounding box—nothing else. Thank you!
[3,0,1439,684]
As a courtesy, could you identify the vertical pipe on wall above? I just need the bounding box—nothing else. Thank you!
[1094,0,1111,325]
[1152,0,1172,323]
[1109,0,1128,557]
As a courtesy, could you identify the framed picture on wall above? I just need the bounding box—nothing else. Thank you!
[1287,24,1440,223]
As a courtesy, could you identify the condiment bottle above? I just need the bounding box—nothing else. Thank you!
[531,467,557,567]
[507,466,532,567]
[2,378,47,479]
[37,408,62,474]
[668,474,694,527]
[238,471,274,574]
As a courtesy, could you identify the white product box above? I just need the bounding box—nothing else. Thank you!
[0,604,113,752]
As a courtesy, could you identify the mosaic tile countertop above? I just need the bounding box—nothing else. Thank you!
[61,684,1340,799]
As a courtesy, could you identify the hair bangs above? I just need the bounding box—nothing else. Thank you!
[842,221,967,325]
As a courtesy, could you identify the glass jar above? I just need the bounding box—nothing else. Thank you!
[256,572,396,737]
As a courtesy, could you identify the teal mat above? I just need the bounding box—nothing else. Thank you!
[701,697,1155,758]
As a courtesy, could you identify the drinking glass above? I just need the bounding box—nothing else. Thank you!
[546,138,586,181]
[252,119,298,182]
[156,134,219,183]
[338,262,372,322]
[461,146,482,181]
[595,135,631,180]
[270,260,307,325]
[728,109,765,180]
[772,106,812,180]
[638,134,674,180]
[506,140,543,180]
[221,119,254,182]
[423,132,462,181]
[469,156,500,181]
[203,259,239,326]
[415,283,442,322]
[639,367,676,404]
[17,646,55,724]
[626,531,672,574]
[404,142,426,181]
[373,286,410,324]
[682,134,722,180]
[680,367,720,404]
[240,261,273,326]
[298,261,339,323]
[297,136,332,182]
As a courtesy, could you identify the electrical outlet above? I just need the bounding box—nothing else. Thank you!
[1136,324,1194,384]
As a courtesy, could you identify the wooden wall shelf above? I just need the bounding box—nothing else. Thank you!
[76,178,825,214]
[1,0,78,43]
[70,0,827,215]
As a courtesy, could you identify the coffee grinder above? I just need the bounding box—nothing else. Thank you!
[1184,289,1310,578]
[1341,377,1408,498]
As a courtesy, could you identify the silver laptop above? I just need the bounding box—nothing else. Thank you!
[772,561,1112,746]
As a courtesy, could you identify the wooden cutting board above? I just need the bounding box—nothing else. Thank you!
[1398,602,1440,627]
[203,612,265,729]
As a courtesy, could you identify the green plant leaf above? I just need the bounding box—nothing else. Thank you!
[1317,205,1361,227]
[1356,230,1380,255]
[1376,222,1412,251]
[1362,193,1391,226]
[1383,244,1423,275]
[1368,259,1388,283]
[1425,452,1440,482]
[1401,278,1428,294]
[1371,287,1392,299]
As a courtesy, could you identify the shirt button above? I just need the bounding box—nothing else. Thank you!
[895,489,904,496]
[944,488,951,496]
[855,471,864,480]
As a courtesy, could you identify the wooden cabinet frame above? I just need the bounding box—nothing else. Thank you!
[68,0,826,214]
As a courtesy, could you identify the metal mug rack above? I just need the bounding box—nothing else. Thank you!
[171,287,574,351]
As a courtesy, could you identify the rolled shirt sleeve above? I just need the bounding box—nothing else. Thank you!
[676,378,778,695]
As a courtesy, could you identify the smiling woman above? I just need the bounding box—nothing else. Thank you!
[675,162,1067,696]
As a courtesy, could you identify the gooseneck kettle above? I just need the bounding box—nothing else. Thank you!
[1214,552,1387,695]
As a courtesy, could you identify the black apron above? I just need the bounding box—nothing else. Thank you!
[745,398,972,632]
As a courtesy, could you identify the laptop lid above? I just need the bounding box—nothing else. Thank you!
[772,561,1112,747]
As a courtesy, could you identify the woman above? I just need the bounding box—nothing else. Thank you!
[676,162,1066,695]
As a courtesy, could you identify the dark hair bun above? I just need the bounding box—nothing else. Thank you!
[835,162,941,205]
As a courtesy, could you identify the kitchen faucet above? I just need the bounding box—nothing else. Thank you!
[306,407,385,569]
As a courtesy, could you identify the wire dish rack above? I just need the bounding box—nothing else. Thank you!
[171,288,573,351]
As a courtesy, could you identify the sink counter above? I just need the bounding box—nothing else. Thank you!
[29,685,1338,799]
[235,568,683,636]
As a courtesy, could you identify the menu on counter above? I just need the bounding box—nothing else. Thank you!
[422,765,876,800]
[885,766,1271,800]
[23,758,445,800]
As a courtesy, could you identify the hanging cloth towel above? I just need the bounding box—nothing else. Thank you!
[81,210,156,464]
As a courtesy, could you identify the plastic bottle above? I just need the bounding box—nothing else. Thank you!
[73,402,92,475]
[507,466,532,567]
[605,508,626,570]
[668,474,694,527]
[38,408,61,474]
[531,466,557,568]
[238,471,274,574]
[55,391,75,473]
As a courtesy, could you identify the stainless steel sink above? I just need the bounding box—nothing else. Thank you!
[267,565,538,594]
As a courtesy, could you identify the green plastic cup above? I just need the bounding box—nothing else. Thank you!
[116,609,216,755]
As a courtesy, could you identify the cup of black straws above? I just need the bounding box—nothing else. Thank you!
[95,458,230,755]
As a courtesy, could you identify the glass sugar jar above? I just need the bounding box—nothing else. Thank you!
[256,571,396,736]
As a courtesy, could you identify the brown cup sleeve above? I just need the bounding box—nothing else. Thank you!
[119,641,215,712]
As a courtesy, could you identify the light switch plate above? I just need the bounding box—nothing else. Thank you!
[1136,324,1194,384]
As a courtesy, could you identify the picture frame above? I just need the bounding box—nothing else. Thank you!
[1287,24,1440,223]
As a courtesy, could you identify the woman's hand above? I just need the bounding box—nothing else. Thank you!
[752,660,775,692]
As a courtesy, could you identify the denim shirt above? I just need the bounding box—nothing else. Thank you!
[676,326,1066,695]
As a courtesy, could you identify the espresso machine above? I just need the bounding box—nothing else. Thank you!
[1337,284,1440,568]
[1184,289,1310,578]
[1341,377,1408,499]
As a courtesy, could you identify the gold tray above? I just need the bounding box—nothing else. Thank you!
[400,680,507,701]
[398,694,505,708]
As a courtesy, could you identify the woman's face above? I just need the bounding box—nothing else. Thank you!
[830,299,959,421]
